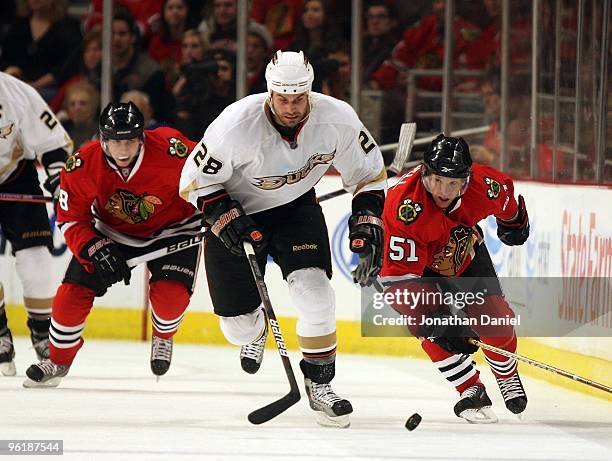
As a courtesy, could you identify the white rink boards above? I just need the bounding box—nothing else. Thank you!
[1,338,610,461]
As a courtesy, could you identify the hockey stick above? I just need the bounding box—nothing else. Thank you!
[0,192,53,203]
[125,232,205,268]
[317,122,417,203]
[243,241,301,424]
[470,339,612,394]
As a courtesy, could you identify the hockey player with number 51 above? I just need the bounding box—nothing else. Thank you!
[180,50,387,427]
[380,134,529,423]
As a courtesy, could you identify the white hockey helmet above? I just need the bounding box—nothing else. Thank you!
[265,50,315,96]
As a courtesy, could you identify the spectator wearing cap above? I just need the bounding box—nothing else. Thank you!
[247,22,273,95]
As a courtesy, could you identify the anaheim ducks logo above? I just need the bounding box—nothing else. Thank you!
[431,226,475,276]
[105,189,162,224]
[65,152,83,172]
[0,123,14,139]
[397,198,423,224]
[253,151,335,190]
[484,176,501,199]
[168,137,189,158]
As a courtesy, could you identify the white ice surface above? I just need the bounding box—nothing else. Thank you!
[1,338,611,461]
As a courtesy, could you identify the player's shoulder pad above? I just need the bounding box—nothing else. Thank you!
[63,140,99,174]
[471,163,514,200]
[146,127,194,160]
[310,93,360,126]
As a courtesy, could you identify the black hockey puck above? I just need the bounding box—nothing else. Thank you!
[405,413,422,431]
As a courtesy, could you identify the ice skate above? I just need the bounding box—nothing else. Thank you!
[496,373,528,414]
[27,318,50,361]
[454,384,498,423]
[23,359,70,388]
[151,335,173,376]
[0,329,16,376]
[304,378,353,428]
[240,322,268,374]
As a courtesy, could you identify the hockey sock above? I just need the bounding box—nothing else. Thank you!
[149,280,189,339]
[421,338,481,394]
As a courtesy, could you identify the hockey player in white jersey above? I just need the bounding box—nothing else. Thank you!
[0,72,72,376]
[180,51,387,427]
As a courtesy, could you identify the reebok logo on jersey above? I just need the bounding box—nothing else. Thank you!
[397,198,423,224]
[484,177,501,199]
[292,243,318,252]
[0,123,14,138]
[252,151,335,190]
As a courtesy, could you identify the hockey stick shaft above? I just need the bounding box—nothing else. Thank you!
[0,192,53,203]
[125,232,205,268]
[317,122,417,203]
[470,339,612,394]
[243,241,301,424]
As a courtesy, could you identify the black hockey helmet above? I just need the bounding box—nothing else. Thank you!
[423,134,472,178]
[99,102,144,141]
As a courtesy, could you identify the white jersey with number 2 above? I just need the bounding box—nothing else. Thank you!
[180,92,386,213]
[0,72,72,185]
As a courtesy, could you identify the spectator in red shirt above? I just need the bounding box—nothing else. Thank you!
[85,0,164,39]
[370,0,479,92]
[250,0,303,51]
[148,0,189,65]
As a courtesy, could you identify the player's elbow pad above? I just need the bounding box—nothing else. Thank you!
[496,194,529,246]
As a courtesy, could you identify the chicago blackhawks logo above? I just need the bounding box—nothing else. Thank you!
[397,198,423,224]
[65,152,83,172]
[168,137,189,158]
[484,177,501,199]
[431,226,475,276]
[105,189,162,224]
[253,152,335,190]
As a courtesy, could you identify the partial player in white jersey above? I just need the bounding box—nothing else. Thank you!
[180,50,387,428]
[0,72,72,376]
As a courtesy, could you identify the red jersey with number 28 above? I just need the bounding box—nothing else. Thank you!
[57,127,200,265]
[380,163,520,279]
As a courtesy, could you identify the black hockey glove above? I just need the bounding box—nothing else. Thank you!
[349,211,384,287]
[423,310,480,355]
[43,172,61,212]
[496,194,529,246]
[201,194,265,256]
[80,237,131,289]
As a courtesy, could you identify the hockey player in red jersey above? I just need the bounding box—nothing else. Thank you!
[379,134,529,423]
[23,102,202,388]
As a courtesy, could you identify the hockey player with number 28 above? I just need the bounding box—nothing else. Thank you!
[23,102,202,388]
[380,134,529,423]
[180,50,387,427]
[0,72,72,376]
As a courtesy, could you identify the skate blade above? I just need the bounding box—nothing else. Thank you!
[459,406,498,424]
[0,361,16,376]
[315,411,350,428]
[22,377,62,388]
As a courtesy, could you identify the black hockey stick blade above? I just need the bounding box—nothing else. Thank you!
[247,390,301,425]
[243,241,302,424]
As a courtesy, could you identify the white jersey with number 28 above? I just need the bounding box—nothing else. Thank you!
[180,92,386,214]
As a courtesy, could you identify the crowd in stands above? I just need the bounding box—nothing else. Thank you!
[0,0,596,181]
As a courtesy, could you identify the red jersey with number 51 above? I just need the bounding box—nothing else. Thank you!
[56,127,200,265]
[380,163,520,280]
